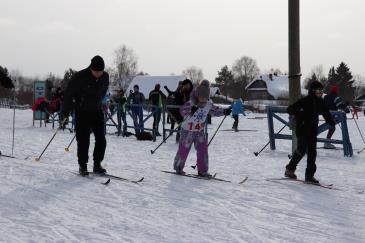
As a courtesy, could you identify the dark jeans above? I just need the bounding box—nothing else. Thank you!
[286,134,317,178]
[152,107,162,132]
[132,108,144,134]
[326,125,336,139]
[232,114,239,129]
[75,110,106,166]
[117,111,127,135]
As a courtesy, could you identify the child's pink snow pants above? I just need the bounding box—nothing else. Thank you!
[173,130,209,173]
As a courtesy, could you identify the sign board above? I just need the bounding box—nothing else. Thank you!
[33,81,46,120]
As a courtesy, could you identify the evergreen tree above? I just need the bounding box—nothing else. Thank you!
[215,65,234,98]
[325,62,354,102]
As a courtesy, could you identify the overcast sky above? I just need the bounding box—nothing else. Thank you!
[1,0,364,82]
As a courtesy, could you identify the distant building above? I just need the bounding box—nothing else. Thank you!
[354,93,365,106]
[245,73,306,112]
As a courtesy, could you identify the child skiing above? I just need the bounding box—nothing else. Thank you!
[173,80,231,177]
[231,98,246,131]
[285,81,335,183]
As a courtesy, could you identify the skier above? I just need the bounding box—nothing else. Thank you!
[127,85,145,135]
[285,81,335,183]
[323,85,349,149]
[115,89,128,136]
[149,83,166,136]
[350,103,359,119]
[173,80,231,177]
[62,55,109,176]
[231,98,246,131]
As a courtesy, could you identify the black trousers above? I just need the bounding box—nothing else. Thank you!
[232,114,239,129]
[286,134,317,178]
[75,110,106,166]
[152,107,162,131]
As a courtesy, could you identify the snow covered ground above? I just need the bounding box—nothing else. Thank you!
[0,107,365,243]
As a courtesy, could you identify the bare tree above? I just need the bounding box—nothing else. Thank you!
[182,66,204,84]
[310,65,326,82]
[232,56,260,84]
[353,74,365,97]
[113,45,138,89]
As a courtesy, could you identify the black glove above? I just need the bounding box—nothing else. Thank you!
[191,105,198,114]
[224,107,232,116]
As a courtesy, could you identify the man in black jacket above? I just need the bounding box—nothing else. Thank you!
[149,83,166,136]
[62,56,109,176]
[285,81,335,183]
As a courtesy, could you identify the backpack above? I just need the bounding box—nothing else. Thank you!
[136,131,153,141]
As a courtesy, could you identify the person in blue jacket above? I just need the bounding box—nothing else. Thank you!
[231,98,246,131]
[127,85,145,135]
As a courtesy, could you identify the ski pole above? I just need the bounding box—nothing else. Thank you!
[208,115,227,146]
[11,88,16,156]
[151,112,194,154]
[254,124,287,156]
[65,134,76,152]
[150,124,181,154]
[35,118,67,161]
[353,118,365,144]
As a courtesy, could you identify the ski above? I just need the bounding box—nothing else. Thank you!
[0,151,16,159]
[266,177,335,189]
[239,176,249,184]
[90,172,144,184]
[317,146,342,150]
[69,171,110,185]
[221,129,258,132]
[357,147,365,154]
[162,170,232,183]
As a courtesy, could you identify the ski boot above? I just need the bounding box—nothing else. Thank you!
[79,164,89,176]
[175,169,186,175]
[305,176,319,184]
[324,143,336,149]
[198,171,212,178]
[93,162,106,174]
[284,169,297,179]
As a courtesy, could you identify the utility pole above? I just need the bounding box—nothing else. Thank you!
[288,0,301,152]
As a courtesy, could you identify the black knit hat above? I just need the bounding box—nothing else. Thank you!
[90,55,105,71]
[308,81,324,95]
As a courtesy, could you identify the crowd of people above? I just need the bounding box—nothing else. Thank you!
[26,55,363,181]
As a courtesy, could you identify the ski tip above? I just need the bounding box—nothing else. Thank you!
[132,177,144,184]
[239,176,248,184]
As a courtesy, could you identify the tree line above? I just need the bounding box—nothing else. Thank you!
[1,44,365,105]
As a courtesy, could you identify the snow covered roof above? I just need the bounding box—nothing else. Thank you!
[127,75,186,96]
[355,93,365,101]
[246,74,306,99]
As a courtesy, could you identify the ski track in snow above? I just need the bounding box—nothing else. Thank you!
[0,108,365,242]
